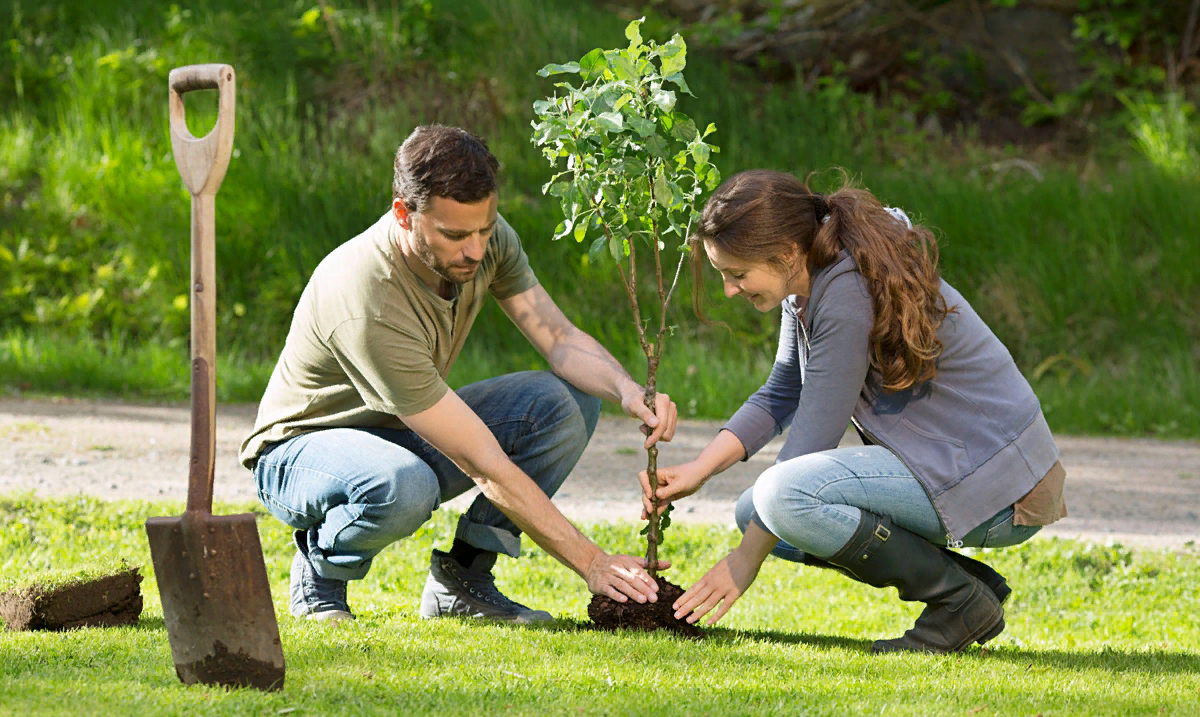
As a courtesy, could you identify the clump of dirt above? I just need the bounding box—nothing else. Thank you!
[587,577,702,638]
[0,568,143,631]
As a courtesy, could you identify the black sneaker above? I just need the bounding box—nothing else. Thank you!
[419,549,552,623]
[289,530,353,622]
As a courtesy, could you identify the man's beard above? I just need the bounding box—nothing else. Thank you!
[411,226,478,286]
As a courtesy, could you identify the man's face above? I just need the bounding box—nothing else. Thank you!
[402,194,499,286]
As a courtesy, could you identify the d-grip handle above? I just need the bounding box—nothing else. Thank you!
[168,64,235,196]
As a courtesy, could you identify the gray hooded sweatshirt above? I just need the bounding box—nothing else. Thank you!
[723,232,1060,541]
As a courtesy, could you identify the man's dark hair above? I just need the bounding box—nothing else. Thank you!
[392,125,500,213]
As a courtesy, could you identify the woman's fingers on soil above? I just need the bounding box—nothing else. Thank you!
[674,582,712,620]
[707,598,735,625]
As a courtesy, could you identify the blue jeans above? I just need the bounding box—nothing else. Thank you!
[253,371,601,580]
[735,446,1041,561]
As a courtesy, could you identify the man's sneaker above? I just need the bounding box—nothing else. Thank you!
[289,530,354,622]
[419,548,552,624]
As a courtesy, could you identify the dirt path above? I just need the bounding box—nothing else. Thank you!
[2,397,1198,548]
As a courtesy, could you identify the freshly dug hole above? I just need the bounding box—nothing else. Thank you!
[0,568,143,631]
[588,577,702,638]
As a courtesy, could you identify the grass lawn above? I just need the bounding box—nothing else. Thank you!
[1,495,1198,716]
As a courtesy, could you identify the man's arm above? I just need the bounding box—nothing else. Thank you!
[401,388,665,603]
[498,284,677,447]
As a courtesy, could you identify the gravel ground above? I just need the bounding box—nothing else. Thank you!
[2,396,1198,548]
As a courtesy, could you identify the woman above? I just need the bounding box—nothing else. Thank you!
[642,169,1066,653]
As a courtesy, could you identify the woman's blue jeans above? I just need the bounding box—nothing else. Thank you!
[736,445,1041,561]
[253,371,601,581]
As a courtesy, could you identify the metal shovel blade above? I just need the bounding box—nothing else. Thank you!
[146,510,285,690]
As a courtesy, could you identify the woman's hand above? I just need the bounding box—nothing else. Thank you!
[638,461,709,519]
[673,522,779,625]
[672,549,762,625]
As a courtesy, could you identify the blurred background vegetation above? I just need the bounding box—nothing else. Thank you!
[1,0,1197,437]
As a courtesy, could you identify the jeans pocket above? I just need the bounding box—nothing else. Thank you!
[981,510,1041,548]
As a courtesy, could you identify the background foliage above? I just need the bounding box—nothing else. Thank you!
[1,0,1198,437]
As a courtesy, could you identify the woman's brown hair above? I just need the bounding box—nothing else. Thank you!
[690,169,954,392]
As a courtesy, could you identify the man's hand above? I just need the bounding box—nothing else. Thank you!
[638,461,710,519]
[586,553,672,603]
[620,385,678,449]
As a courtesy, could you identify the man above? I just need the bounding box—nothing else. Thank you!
[240,124,678,623]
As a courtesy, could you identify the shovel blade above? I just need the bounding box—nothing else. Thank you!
[145,511,285,690]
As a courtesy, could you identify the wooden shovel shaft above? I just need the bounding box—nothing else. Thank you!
[188,193,216,513]
[167,63,234,514]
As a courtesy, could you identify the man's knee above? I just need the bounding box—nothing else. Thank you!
[355,463,440,547]
[569,386,602,438]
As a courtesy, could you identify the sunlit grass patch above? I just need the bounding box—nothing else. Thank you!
[1,495,1198,715]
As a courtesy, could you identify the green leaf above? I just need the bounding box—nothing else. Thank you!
[643,134,670,160]
[652,167,672,207]
[578,49,606,81]
[589,235,609,264]
[546,181,570,197]
[625,17,643,46]
[658,34,687,76]
[651,88,676,113]
[705,164,722,191]
[628,115,656,137]
[612,54,639,84]
[613,92,633,112]
[622,157,647,175]
[553,219,573,240]
[596,111,624,132]
[532,99,556,115]
[669,113,698,142]
[574,214,590,242]
[690,142,710,166]
[608,235,624,261]
[703,122,717,138]
[664,72,693,96]
[538,62,580,77]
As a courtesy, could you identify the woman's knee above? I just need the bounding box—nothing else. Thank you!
[734,487,756,534]
[751,455,835,528]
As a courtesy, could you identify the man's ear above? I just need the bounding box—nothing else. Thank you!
[392,198,413,230]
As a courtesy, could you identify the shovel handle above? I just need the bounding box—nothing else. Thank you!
[168,64,235,513]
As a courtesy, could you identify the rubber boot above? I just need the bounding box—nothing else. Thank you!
[802,547,1011,605]
[941,548,1011,604]
[825,511,1005,654]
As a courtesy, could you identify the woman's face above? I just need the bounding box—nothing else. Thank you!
[704,241,808,311]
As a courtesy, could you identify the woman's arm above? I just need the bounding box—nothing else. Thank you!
[721,302,805,459]
[774,273,874,462]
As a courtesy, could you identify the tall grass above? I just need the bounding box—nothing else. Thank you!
[1,0,1198,436]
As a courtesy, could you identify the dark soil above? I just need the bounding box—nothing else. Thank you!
[179,639,285,691]
[587,577,702,638]
[0,568,143,631]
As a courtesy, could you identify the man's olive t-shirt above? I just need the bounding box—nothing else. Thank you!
[238,211,538,468]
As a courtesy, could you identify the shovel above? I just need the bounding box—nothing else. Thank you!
[145,63,285,691]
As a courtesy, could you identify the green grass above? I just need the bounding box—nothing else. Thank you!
[2,0,1199,437]
[2,494,1198,715]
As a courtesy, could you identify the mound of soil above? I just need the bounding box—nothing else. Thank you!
[0,568,143,631]
[587,577,702,638]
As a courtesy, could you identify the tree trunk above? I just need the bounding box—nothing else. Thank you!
[643,353,661,576]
